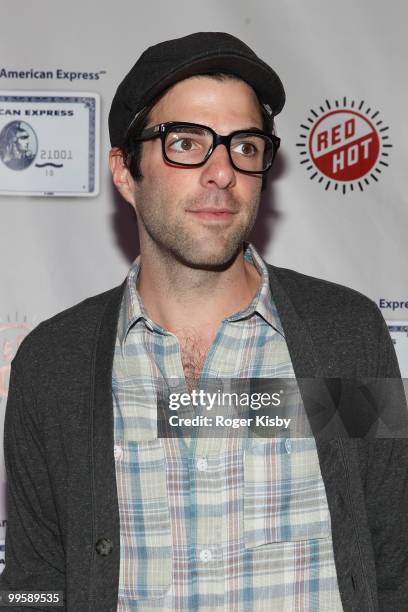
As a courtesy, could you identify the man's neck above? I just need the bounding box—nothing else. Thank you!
[136,246,261,335]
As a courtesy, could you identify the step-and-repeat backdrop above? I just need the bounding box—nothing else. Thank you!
[0,0,407,567]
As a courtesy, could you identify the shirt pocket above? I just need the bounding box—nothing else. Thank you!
[243,438,331,548]
[120,439,172,599]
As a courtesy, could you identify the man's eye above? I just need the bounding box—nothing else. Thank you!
[168,137,198,152]
[233,142,258,156]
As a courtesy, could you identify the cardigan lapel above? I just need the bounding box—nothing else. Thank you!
[266,263,324,377]
[266,263,344,437]
[89,281,126,607]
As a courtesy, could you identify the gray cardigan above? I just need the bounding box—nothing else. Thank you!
[1,263,407,611]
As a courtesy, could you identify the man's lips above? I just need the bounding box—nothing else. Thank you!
[185,208,237,221]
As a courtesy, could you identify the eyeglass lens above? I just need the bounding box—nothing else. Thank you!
[164,125,273,172]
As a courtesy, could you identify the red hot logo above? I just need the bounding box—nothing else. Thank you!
[298,98,392,193]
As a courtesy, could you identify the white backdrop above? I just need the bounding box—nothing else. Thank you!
[0,0,407,565]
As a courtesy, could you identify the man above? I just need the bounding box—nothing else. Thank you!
[0,121,35,170]
[0,32,407,612]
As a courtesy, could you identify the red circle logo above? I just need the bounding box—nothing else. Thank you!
[298,99,391,193]
[309,110,380,181]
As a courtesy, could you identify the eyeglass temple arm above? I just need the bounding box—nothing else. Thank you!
[133,125,162,142]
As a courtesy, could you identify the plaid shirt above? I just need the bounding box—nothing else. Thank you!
[112,243,343,611]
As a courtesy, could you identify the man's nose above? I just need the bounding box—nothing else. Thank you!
[199,143,236,189]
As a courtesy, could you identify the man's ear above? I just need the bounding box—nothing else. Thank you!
[109,147,137,206]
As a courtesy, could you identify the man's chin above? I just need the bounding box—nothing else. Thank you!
[171,244,242,271]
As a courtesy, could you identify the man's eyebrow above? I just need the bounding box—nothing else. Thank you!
[171,125,208,133]
[236,126,264,132]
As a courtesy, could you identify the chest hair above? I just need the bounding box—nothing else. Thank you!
[176,327,215,390]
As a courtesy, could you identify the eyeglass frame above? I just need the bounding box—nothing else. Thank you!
[132,121,281,174]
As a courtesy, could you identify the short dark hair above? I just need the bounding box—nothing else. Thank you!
[120,73,275,189]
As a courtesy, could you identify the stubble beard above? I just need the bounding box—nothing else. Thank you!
[136,189,261,271]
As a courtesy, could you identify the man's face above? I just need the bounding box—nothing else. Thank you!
[16,130,30,154]
[127,76,264,268]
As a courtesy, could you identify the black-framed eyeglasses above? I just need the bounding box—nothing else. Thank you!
[133,121,280,174]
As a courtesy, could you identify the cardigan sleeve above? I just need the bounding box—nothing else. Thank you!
[0,362,65,610]
[363,313,408,611]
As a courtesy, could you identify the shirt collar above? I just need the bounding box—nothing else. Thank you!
[117,242,285,351]
[226,243,284,336]
[116,253,153,350]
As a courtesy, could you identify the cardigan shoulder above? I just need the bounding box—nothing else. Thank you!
[267,263,384,333]
[11,282,125,374]
[267,263,392,377]
[268,263,379,315]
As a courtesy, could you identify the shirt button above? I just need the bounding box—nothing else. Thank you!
[114,445,123,460]
[285,439,292,454]
[196,457,208,471]
[199,549,212,562]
